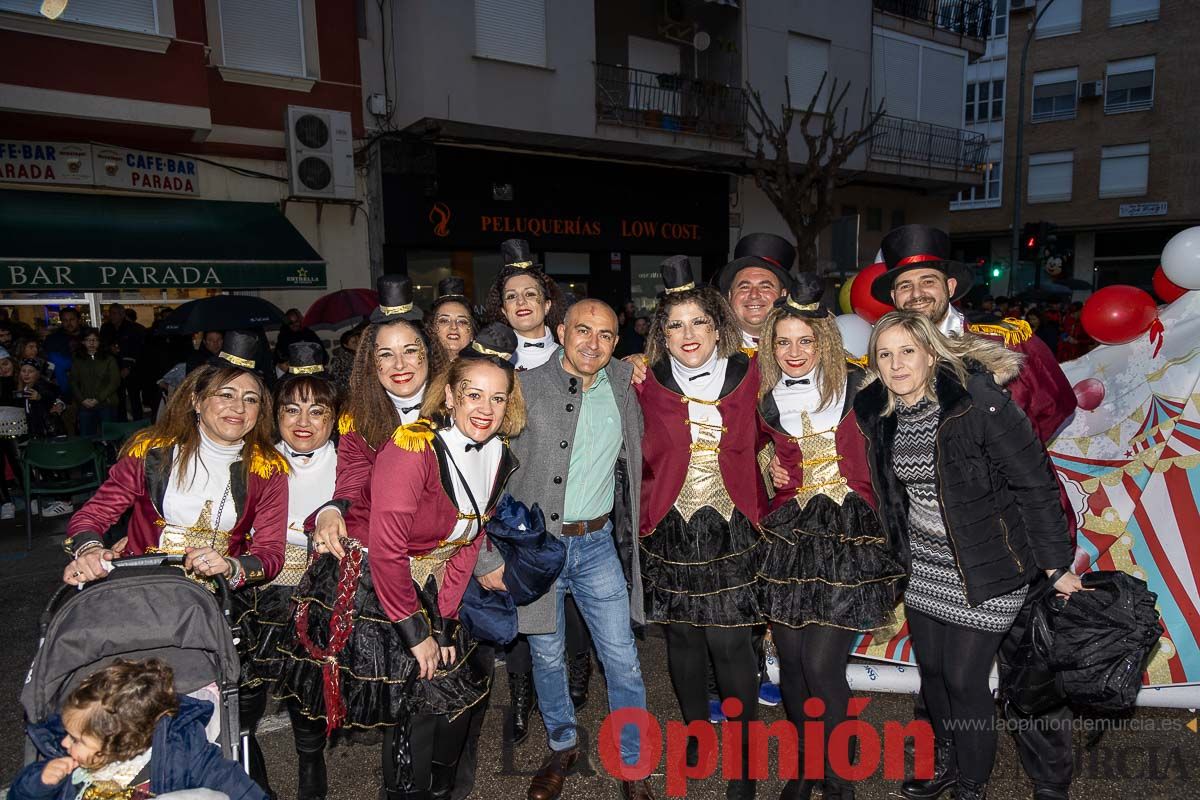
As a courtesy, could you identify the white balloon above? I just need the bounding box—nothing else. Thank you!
[1161,226,1200,289]
[835,314,872,358]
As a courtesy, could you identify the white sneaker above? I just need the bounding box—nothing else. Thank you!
[41,500,74,518]
[0,502,13,519]
[28,499,37,514]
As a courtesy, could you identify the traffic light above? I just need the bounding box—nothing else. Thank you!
[1021,222,1040,260]
[991,265,1003,279]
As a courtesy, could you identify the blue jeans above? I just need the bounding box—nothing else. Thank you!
[528,522,646,766]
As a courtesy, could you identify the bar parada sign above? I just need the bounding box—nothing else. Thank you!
[0,262,327,290]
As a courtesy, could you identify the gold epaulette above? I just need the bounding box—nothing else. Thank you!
[249,446,289,479]
[846,354,868,368]
[740,346,758,358]
[337,412,355,435]
[392,418,437,452]
[125,434,174,459]
[968,317,1033,347]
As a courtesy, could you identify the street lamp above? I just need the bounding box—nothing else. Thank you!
[1010,0,1058,291]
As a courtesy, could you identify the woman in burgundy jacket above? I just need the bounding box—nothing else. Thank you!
[61,331,288,797]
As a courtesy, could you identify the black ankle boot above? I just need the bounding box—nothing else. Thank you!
[954,778,987,800]
[900,737,957,800]
[297,749,328,800]
[428,762,456,800]
[568,651,592,710]
[508,671,536,745]
[778,779,817,800]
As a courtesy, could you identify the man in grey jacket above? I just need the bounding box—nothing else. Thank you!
[476,299,652,800]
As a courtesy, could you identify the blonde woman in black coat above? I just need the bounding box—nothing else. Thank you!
[853,311,1083,800]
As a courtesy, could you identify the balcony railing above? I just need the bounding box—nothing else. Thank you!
[874,0,994,38]
[870,114,989,172]
[595,63,747,142]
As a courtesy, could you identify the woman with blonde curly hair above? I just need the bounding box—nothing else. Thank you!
[755,277,904,800]
[854,310,1082,800]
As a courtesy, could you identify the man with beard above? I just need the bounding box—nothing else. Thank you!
[871,224,1077,800]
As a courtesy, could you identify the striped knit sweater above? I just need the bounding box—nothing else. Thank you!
[893,398,1026,633]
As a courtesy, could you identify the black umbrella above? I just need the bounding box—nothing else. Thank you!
[1050,571,1162,711]
[157,296,285,335]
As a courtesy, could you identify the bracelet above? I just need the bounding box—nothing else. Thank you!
[1048,568,1069,587]
[224,557,245,589]
[74,541,104,559]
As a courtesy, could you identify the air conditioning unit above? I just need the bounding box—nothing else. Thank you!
[1079,80,1104,100]
[286,106,355,200]
[1010,0,1034,11]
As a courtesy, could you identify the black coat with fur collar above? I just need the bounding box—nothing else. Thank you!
[853,364,1073,607]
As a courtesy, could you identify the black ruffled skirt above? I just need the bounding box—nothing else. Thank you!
[235,584,296,689]
[272,553,489,729]
[758,492,904,631]
[641,506,764,627]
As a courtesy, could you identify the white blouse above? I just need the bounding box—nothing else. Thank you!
[772,368,845,436]
[670,350,728,445]
[436,424,502,543]
[514,327,558,371]
[276,439,337,548]
[163,430,241,534]
[389,385,426,425]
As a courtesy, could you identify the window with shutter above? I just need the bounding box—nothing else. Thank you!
[1035,0,1082,38]
[787,33,830,112]
[1099,142,1150,198]
[919,48,965,128]
[1028,151,1073,203]
[875,35,919,120]
[1110,0,1159,26]
[219,0,305,77]
[475,0,546,68]
[0,0,156,33]
[1032,68,1077,122]
[1105,56,1155,113]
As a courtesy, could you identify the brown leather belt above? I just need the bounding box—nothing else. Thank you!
[559,514,610,537]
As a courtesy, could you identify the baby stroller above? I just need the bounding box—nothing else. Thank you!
[20,554,244,765]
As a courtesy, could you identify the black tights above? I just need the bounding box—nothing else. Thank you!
[774,624,857,777]
[240,684,327,794]
[906,608,1006,784]
[664,623,758,777]
[383,710,474,794]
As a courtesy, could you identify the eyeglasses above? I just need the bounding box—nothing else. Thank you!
[435,316,471,329]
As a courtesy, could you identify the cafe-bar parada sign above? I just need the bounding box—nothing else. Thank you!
[0,140,199,195]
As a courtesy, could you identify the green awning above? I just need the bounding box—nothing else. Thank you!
[0,189,326,290]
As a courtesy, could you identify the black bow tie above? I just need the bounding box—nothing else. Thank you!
[288,449,314,459]
[523,341,545,348]
[688,371,711,381]
[784,378,811,387]
[401,404,420,414]
[464,441,485,453]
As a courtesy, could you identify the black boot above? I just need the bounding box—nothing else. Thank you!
[428,762,456,800]
[824,779,855,800]
[686,737,699,769]
[508,671,535,745]
[297,749,328,800]
[900,737,957,800]
[778,779,817,800]
[568,651,592,710]
[954,778,987,800]
[245,733,275,799]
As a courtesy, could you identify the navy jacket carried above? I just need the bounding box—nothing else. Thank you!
[854,362,1074,607]
[8,696,267,800]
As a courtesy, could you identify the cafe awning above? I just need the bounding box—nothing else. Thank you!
[0,189,326,290]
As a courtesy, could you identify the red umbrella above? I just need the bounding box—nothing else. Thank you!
[302,288,378,329]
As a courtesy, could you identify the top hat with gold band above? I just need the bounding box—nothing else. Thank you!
[660,255,699,295]
[870,224,974,305]
[370,274,423,323]
[459,321,517,370]
[433,276,469,307]
[714,233,796,295]
[286,341,328,376]
[773,272,828,319]
[212,330,265,376]
[500,239,542,271]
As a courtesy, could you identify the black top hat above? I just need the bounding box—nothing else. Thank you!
[774,272,829,319]
[500,239,541,271]
[433,276,469,306]
[660,255,699,295]
[286,341,328,376]
[213,330,264,376]
[370,274,423,323]
[870,224,975,305]
[459,321,517,368]
[715,233,796,295]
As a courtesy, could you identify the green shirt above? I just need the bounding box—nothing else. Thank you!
[562,359,621,522]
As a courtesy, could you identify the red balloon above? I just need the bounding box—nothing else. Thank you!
[1073,378,1105,412]
[850,263,894,324]
[1152,265,1188,303]
[1081,285,1159,345]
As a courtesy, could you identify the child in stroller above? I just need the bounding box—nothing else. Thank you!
[7,658,267,800]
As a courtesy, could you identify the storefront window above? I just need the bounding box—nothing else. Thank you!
[406,249,501,310]
[630,255,662,316]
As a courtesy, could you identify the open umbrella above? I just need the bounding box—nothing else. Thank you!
[302,288,378,330]
[157,296,285,335]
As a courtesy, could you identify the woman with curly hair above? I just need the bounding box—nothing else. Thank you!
[426,276,476,360]
[635,255,768,800]
[483,239,566,372]
[755,279,904,800]
[61,331,288,796]
[276,323,524,800]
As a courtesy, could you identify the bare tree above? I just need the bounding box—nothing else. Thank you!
[745,74,886,273]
